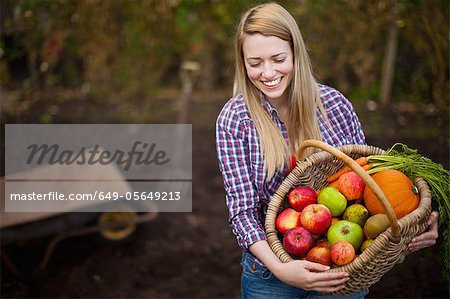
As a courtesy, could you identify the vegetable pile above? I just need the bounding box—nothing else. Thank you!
[366,143,450,276]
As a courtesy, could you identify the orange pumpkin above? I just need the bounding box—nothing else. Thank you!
[363,169,420,219]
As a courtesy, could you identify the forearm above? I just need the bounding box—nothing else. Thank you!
[248,240,283,276]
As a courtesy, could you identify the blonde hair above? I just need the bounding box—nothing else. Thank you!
[234,2,325,180]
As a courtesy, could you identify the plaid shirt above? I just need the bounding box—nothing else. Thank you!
[215,84,365,251]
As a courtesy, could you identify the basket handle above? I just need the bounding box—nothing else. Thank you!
[299,140,400,236]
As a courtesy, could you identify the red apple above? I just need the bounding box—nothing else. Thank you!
[276,208,302,234]
[315,238,330,249]
[330,240,356,266]
[300,204,332,235]
[306,245,332,266]
[288,186,317,212]
[283,227,314,257]
[337,171,365,201]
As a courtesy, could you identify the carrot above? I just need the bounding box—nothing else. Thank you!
[355,156,369,166]
[326,157,368,182]
[328,180,339,189]
[326,168,350,183]
[362,164,371,172]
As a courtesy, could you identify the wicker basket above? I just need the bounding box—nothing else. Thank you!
[265,140,432,295]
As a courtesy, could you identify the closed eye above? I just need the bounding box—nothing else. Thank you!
[246,59,262,68]
[249,62,261,68]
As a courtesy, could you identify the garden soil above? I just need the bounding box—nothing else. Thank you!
[1,93,449,298]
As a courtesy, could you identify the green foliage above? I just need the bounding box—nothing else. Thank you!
[0,0,448,120]
[349,81,381,104]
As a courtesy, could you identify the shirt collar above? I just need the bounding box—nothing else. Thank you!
[259,93,279,117]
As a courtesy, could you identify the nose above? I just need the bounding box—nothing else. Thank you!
[262,62,276,79]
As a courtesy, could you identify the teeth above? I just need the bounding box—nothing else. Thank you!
[263,77,282,87]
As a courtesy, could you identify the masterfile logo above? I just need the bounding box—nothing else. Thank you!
[25,141,170,171]
[5,124,191,179]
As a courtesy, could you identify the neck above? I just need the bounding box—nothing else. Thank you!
[267,98,288,112]
[266,88,290,112]
[267,95,289,122]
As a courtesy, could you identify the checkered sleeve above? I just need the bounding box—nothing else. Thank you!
[319,85,366,146]
[340,96,366,145]
[215,102,266,250]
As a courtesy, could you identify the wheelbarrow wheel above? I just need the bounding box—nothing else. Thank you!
[97,204,138,242]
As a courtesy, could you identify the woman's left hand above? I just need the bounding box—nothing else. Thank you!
[408,211,439,253]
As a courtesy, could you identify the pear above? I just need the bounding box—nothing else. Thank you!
[360,239,374,252]
[343,204,369,227]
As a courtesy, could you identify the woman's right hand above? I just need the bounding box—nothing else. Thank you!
[272,259,350,293]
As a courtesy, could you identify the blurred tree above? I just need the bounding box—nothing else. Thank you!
[397,0,448,112]
[380,0,399,107]
[293,0,448,114]
[74,0,177,99]
[0,0,448,121]
[299,0,392,98]
[171,0,251,89]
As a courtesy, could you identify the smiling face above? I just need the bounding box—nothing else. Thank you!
[242,33,294,105]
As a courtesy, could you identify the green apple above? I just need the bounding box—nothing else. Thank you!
[327,220,364,251]
[343,204,369,227]
[317,187,347,217]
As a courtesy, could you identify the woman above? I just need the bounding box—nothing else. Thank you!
[216,3,438,298]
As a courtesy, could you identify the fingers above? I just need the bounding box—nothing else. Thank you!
[311,283,347,293]
[408,231,438,252]
[303,272,350,293]
[309,274,350,287]
[301,260,331,272]
[408,211,439,252]
[427,211,439,226]
[292,260,350,292]
[301,261,349,287]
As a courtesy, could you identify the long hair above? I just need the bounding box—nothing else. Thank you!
[234,2,326,180]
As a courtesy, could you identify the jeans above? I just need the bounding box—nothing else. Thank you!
[241,251,369,299]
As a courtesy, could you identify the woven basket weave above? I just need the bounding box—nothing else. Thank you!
[265,140,432,295]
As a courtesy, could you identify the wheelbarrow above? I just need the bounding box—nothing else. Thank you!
[1,161,159,274]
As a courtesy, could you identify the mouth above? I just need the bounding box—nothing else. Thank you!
[262,77,283,87]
